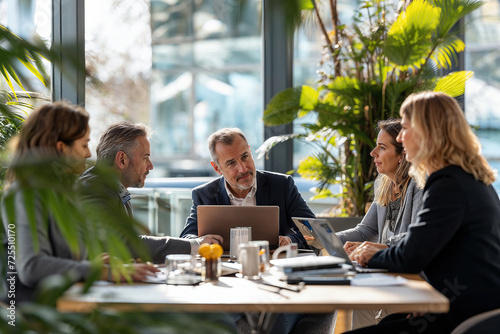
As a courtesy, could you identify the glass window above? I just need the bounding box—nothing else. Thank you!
[84,0,152,154]
[465,0,500,192]
[150,0,263,177]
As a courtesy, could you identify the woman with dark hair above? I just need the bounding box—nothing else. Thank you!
[2,101,158,303]
[347,91,500,333]
[336,118,423,328]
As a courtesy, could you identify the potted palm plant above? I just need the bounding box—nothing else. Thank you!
[258,0,482,216]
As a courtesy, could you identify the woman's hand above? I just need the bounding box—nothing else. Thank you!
[344,241,363,255]
[349,242,388,267]
[279,236,292,246]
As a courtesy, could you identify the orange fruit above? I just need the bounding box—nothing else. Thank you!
[198,243,212,259]
[209,244,223,259]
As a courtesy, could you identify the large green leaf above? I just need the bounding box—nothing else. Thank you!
[263,85,319,125]
[384,0,441,69]
[434,71,474,97]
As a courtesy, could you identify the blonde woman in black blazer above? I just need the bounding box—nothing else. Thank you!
[348,92,500,334]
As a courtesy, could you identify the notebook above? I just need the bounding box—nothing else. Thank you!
[197,205,280,251]
[292,217,387,273]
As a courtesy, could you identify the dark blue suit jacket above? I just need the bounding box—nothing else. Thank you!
[179,171,314,249]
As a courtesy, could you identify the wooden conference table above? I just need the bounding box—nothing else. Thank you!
[57,274,449,333]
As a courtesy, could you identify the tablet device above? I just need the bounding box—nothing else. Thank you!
[292,217,388,273]
[198,205,280,251]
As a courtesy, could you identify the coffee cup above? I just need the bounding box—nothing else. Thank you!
[238,243,260,280]
[250,240,270,274]
[272,242,298,260]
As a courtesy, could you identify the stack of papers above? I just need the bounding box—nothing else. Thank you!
[351,273,407,286]
[270,255,352,285]
[270,255,346,273]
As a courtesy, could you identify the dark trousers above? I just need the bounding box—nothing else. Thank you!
[343,313,454,334]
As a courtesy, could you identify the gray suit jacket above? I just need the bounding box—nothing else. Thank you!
[2,183,93,303]
[79,167,192,263]
[337,179,423,246]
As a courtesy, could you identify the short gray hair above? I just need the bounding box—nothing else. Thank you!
[208,127,248,164]
[96,121,150,166]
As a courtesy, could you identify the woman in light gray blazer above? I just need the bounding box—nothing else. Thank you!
[336,118,423,329]
[337,178,422,247]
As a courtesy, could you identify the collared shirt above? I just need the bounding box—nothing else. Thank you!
[118,182,133,216]
[224,178,257,206]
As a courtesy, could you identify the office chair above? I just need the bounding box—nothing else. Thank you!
[451,308,500,334]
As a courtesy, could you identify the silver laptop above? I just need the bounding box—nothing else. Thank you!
[198,205,280,251]
[292,217,387,273]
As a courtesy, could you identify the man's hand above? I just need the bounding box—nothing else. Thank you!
[344,241,363,255]
[279,236,292,246]
[198,234,223,245]
[105,263,160,282]
[349,241,388,266]
[128,263,160,282]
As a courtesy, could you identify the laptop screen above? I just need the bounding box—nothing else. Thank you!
[198,205,280,250]
[292,217,352,264]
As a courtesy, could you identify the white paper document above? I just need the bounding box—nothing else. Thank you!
[351,273,407,286]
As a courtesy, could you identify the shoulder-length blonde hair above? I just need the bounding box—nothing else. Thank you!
[400,91,495,187]
[373,119,412,207]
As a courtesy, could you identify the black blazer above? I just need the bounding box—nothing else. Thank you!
[179,170,314,248]
[369,165,500,329]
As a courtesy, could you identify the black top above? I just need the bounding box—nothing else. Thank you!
[369,165,500,328]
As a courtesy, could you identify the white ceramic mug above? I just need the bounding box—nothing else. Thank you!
[238,243,260,280]
[272,242,298,260]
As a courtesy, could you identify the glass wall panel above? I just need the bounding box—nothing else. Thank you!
[150,0,263,177]
[85,0,152,152]
[465,0,500,192]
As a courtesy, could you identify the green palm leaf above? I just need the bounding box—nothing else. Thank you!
[434,71,474,97]
[430,35,465,69]
[0,25,49,94]
[431,0,485,38]
[384,0,441,69]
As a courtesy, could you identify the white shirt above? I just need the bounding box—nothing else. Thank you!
[224,178,257,206]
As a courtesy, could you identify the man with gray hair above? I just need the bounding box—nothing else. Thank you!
[180,127,313,249]
[79,122,221,263]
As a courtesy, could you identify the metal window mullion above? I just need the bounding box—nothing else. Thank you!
[262,0,293,173]
[51,0,85,105]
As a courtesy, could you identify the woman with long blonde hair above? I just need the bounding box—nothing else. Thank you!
[347,91,500,333]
